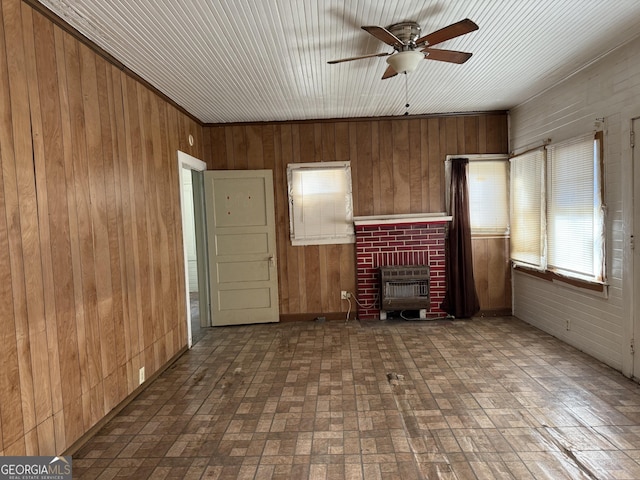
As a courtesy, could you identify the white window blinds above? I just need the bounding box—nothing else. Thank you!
[287,162,354,246]
[547,134,604,281]
[510,149,545,268]
[467,159,510,235]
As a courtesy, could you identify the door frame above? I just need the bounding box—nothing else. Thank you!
[177,150,208,348]
[630,117,640,378]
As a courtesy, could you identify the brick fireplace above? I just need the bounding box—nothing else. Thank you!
[353,214,451,320]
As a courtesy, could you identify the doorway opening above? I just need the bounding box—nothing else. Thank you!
[178,151,209,348]
[182,169,202,342]
[632,117,639,378]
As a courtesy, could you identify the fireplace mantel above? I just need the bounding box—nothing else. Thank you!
[353,213,452,227]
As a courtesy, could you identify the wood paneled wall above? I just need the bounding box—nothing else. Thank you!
[0,0,202,455]
[204,114,510,318]
[472,236,512,314]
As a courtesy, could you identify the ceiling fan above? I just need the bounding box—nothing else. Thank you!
[328,18,479,79]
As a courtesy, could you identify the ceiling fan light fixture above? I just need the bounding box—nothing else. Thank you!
[386,50,424,74]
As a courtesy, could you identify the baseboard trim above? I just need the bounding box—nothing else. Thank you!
[279,312,351,323]
[278,310,512,322]
[477,309,513,317]
[63,345,188,456]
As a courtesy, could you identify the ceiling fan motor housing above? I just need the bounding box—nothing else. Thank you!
[387,21,422,50]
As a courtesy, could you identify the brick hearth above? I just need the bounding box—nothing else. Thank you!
[354,215,450,320]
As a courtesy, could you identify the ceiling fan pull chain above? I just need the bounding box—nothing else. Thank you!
[404,73,410,115]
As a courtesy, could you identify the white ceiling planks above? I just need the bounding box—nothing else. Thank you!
[37,0,640,124]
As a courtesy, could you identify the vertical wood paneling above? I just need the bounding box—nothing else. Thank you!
[356,122,373,216]
[472,238,490,308]
[203,113,509,318]
[0,0,200,454]
[1,2,26,452]
[246,124,263,169]
[11,0,53,433]
[427,118,442,210]
[321,123,335,161]
[464,116,479,152]
[305,246,321,312]
[81,42,111,429]
[97,55,124,411]
[48,21,69,424]
[348,122,358,214]
[488,237,511,308]
[335,122,350,162]
[0,3,22,453]
[392,121,410,213]
[408,119,422,213]
[37,14,88,444]
[370,122,381,215]
[379,120,395,213]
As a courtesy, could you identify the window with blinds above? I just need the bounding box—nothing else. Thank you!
[286,161,355,246]
[510,149,545,268]
[467,158,510,235]
[547,134,604,281]
[509,133,605,283]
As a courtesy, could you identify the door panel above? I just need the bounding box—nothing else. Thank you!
[204,170,279,325]
[217,261,270,282]
[212,177,267,226]
[216,233,269,255]
[219,288,272,310]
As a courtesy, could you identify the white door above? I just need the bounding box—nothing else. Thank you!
[204,170,280,326]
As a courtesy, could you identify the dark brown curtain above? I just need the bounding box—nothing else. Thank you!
[441,158,480,318]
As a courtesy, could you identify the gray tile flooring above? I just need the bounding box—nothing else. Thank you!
[73,317,640,479]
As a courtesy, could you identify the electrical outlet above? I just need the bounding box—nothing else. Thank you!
[139,366,145,385]
[341,290,349,300]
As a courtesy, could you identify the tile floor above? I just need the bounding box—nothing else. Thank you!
[73,317,640,479]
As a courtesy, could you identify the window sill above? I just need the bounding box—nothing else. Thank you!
[513,264,608,297]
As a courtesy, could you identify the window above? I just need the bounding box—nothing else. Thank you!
[510,149,545,268]
[509,133,605,283]
[287,161,354,246]
[467,158,510,235]
[446,155,510,235]
[547,134,604,281]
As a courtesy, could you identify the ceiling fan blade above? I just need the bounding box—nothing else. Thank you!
[327,52,391,64]
[381,65,398,80]
[422,48,472,64]
[415,18,478,47]
[362,25,403,47]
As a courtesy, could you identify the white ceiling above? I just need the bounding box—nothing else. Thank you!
[37,0,640,124]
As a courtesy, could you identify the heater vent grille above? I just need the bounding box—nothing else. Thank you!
[380,265,430,310]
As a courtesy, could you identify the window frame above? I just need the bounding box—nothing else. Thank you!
[286,161,355,246]
[509,148,546,269]
[509,132,606,286]
[546,133,605,282]
[445,154,510,237]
